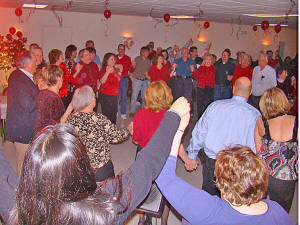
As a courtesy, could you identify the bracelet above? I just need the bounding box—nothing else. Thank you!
[177,129,185,133]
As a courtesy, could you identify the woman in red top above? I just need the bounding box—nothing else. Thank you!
[131,80,173,225]
[99,53,122,124]
[232,53,253,87]
[48,49,73,109]
[149,54,175,83]
[192,54,216,118]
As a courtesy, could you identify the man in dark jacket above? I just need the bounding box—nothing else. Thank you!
[5,50,39,175]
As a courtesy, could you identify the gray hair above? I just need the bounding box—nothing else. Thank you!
[72,85,95,111]
[78,48,87,59]
[258,52,268,61]
[16,50,34,69]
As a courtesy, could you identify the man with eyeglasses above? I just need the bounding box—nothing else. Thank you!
[249,53,277,110]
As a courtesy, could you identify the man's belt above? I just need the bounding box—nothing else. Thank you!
[175,75,192,79]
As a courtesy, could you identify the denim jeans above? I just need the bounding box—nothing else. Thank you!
[119,77,129,115]
[130,78,149,113]
[214,84,231,101]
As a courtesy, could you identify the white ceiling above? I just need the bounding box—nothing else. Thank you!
[0,0,298,27]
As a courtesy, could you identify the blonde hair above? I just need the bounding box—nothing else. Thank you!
[144,80,173,112]
[215,146,268,206]
[41,65,63,87]
[259,87,290,119]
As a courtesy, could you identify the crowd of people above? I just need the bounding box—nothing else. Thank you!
[0,37,298,225]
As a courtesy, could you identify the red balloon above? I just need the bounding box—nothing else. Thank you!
[261,20,269,31]
[163,13,170,23]
[16,31,23,38]
[104,9,111,19]
[204,21,210,29]
[15,8,22,17]
[6,34,12,41]
[252,25,258,31]
[9,27,16,35]
[274,24,281,33]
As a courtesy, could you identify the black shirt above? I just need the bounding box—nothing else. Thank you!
[214,59,235,86]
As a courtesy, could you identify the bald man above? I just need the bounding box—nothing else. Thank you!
[185,77,261,196]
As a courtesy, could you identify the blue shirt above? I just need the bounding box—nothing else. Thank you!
[173,58,197,77]
[187,96,260,159]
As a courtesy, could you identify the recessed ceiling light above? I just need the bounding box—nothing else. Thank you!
[255,23,288,27]
[170,15,202,19]
[22,4,48,8]
[243,14,298,18]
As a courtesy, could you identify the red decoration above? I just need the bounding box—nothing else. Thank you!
[261,20,269,31]
[104,9,111,19]
[9,27,16,35]
[274,24,281,33]
[15,8,23,17]
[163,13,170,23]
[16,31,23,38]
[252,25,258,31]
[203,21,210,29]
[6,34,12,41]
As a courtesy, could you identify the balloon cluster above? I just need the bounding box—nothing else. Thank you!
[6,27,23,41]
[252,20,282,34]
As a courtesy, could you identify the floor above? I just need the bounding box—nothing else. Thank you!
[2,100,298,225]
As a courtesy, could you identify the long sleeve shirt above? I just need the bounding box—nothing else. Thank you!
[156,156,293,225]
[192,65,216,88]
[252,65,277,96]
[116,54,134,77]
[187,96,260,160]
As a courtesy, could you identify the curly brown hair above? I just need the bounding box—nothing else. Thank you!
[215,146,268,206]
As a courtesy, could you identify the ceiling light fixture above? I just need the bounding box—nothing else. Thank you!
[255,23,288,27]
[170,15,202,19]
[243,14,298,18]
[22,4,48,8]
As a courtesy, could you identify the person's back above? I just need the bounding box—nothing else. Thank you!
[267,115,296,142]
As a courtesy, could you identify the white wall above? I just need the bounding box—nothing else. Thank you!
[0,7,297,61]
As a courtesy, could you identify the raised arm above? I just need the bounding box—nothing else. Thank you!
[101,97,190,224]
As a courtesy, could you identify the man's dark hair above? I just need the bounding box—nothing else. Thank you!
[85,40,94,47]
[86,47,96,54]
[189,46,197,54]
[266,50,273,55]
[223,48,231,56]
[118,44,125,49]
[140,46,150,55]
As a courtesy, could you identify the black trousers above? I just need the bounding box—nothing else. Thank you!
[94,160,115,183]
[99,93,118,124]
[168,77,192,103]
[268,175,296,213]
[198,149,221,197]
[248,95,261,111]
[197,87,214,119]
[61,92,73,110]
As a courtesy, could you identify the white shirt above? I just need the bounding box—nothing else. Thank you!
[20,68,34,82]
[252,65,277,96]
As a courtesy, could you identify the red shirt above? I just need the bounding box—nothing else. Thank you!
[164,61,172,72]
[133,108,167,148]
[59,63,70,98]
[268,58,279,68]
[193,65,216,88]
[99,67,121,95]
[149,65,171,83]
[71,61,100,92]
[116,54,134,77]
[232,64,253,87]
[150,50,156,59]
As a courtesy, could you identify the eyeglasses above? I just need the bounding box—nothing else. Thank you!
[261,75,265,80]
